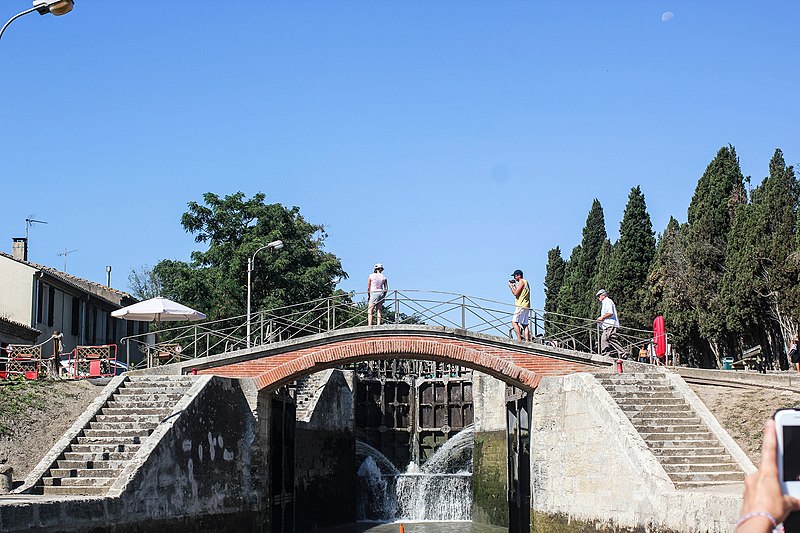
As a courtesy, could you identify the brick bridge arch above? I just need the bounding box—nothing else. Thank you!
[191,326,602,391]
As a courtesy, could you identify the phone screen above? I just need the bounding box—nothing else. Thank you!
[785,425,800,482]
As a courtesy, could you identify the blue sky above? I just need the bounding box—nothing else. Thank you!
[1,0,798,310]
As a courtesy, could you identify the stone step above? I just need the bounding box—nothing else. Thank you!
[82,428,153,438]
[656,453,734,464]
[629,415,701,424]
[640,432,717,442]
[663,462,741,473]
[118,384,192,392]
[105,400,177,409]
[649,444,727,454]
[76,435,144,445]
[56,459,127,470]
[49,468,118,478]
[94,414,164,424]
[614,398,686,407]
[668,471,745,483]
[88,420,159,431]
[101,407,172,416]
[66,443,139,455]
[42,476,114,487]
[606,389,678,398]
[631,424,705,433]
[112,392,185,402]
[41,485,108,496]
[673,480,742,489]
[126,375,197,383]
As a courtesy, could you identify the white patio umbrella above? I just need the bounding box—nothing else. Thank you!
[111,296,207,322]
[112,297,206,367]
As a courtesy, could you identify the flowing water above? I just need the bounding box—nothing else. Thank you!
[356,426,476,523]
[326,522,507,533]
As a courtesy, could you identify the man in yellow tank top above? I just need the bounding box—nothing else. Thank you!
[509,269,531,341]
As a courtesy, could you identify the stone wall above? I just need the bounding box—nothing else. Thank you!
[472,371,508,527]
[294,370,356,531]
[0,377,263,532]
[531,373,742,532]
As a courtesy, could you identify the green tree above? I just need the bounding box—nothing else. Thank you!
[684,146,747,367]
[645,218,698,365]
[721,149,798,368]
[152,192,348,320]
[573,199,609,321]
[543,247,565,314]
[607,186,656,330]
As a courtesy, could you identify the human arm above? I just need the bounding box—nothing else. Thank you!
[737,420,800,532]
[510,280,524,297]
[367,276,372,296]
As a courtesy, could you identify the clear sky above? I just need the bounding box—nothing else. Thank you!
[2,0,798,310]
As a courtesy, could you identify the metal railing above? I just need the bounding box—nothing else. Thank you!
[119,290,654,368]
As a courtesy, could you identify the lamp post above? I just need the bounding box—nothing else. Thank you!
[1,0,74,41]
[246,240,284,347]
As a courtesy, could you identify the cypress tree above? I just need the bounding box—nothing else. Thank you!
[607,186,656,330]
[544,247,566,314]
[684,146,747,366]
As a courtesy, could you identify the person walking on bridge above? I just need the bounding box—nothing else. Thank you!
[509,269,531,341]
[596,289,624,358]
[367,263,388,326]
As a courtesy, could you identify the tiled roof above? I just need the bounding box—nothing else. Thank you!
[0,315,40,336]
[0,251,137,307]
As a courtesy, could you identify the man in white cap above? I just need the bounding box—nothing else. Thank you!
[367,263,388,326]
[596,289,624,357]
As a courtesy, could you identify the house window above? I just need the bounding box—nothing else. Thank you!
[91,307,98,345]
[47,286,56,327]
[36,281,44,324]
[71,297,80,336]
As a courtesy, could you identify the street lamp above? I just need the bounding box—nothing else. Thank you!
[1,0,74,41]
[246,240,284,347]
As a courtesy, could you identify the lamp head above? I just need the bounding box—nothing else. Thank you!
[267,240,284,250]
[33,0,74,16]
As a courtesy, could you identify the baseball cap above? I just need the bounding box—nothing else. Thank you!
[374,263,384,270]
[512,269,523,277]
[596,289,606,297]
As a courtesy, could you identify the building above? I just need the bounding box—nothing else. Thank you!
[0,238,147,358]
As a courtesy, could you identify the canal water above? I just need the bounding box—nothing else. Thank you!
[327,522,507,533]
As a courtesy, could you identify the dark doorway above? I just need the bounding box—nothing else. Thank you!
[506,391,530,533]
[271,393,296,533]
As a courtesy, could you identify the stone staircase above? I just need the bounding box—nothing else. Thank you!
[598,372,745,489]
[35,375,197,496]
[295,369,334,422]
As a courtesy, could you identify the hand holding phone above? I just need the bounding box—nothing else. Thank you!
[776,409,800,498]
[738,416,800,532]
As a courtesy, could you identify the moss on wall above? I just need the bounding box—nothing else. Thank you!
[532,511,682,533]
[472,429,508,527]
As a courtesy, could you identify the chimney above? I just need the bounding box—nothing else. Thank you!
[12,238,28,261]
[106,265,112,287]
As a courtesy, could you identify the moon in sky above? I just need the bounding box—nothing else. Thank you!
[661,12,674,22]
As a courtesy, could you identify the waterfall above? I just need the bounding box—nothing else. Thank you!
[356,425,474,522]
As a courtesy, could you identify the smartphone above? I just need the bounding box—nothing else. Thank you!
[774,408,800,498]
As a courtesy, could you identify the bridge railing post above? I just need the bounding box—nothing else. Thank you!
[395,291,399,324]
[461,295,466,330]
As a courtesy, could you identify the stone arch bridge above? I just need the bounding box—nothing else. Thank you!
[152,324,606,390]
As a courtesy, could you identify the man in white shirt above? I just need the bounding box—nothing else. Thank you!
[596,289,624,357]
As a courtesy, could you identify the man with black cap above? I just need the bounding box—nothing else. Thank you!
[509,269,530,341]
[596,289,624,357]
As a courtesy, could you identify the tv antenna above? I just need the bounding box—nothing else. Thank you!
[25,216,48,241]
[57,248,78,272]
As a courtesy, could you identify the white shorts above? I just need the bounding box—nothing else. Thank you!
[513,307,530,326]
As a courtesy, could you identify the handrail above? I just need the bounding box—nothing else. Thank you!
[118,289,655,368]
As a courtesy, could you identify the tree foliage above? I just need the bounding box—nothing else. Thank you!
[150,192,348,320]
[544,145,800,369]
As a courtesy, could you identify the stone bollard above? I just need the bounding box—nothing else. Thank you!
[0,463,13,493]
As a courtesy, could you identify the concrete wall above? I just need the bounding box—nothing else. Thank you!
[0,257,34,326]
[2,377,263,532]
[295,370,356,531]
[530,373,742,532]
[472,371,509,527]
